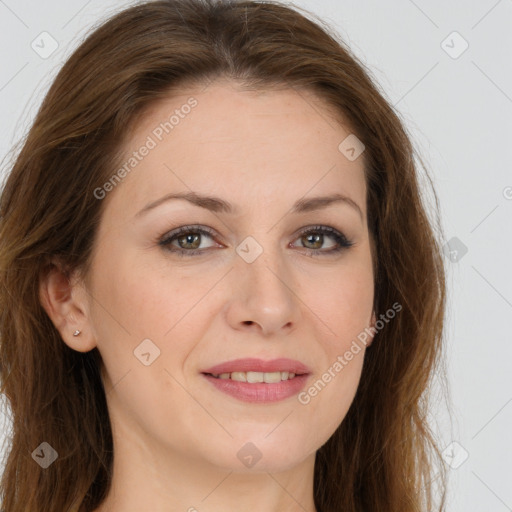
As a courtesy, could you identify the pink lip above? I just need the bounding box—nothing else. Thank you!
[201,358,311,403]
[202,357,310,375]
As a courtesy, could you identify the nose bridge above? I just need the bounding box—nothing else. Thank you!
[237,233,286,295]
[228,233,299,334]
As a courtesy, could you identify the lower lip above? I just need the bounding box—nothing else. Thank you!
[202,373,309,403]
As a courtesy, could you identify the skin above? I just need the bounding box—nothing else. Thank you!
[40,79,376,512]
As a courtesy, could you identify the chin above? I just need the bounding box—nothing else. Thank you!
[204,435,317,474]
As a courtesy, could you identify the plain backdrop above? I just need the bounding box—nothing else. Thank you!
[0,1,511,510]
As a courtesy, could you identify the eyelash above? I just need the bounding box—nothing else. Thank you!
[158,224,354,258]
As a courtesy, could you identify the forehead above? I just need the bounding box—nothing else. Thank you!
[103,80,367,221]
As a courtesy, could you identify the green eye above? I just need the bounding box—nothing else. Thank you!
[158,224,354,257]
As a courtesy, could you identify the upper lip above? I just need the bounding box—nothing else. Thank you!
[202,358,310,375]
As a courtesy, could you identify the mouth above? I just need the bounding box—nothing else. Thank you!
[201,357,310,376]
[203,370,302,383]
[201,358,311,403]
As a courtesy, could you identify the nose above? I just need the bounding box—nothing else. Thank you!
[224,244,301,337]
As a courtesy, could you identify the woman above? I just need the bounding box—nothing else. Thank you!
[0,0,450,510]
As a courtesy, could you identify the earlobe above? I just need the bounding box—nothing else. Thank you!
[39,260,97,352]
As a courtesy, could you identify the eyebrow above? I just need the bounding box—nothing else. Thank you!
[135,191,363,220]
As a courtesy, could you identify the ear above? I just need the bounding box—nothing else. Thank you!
[367,310,377,347]
[39,259,97,352]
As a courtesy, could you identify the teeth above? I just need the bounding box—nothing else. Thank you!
[263,372,282,383]
[211,371,298,382]
[246,371,263,383]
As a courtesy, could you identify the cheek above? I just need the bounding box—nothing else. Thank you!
[301,262,374,347]
[294,260,372,424]
[87,249,220,386]
[90,252,203,340]
[299,325,368,440]
[292,338,367,457]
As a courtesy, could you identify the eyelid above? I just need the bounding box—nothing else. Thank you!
[290,224,354,254]
[159,224,219,246]
[158,223,354,256]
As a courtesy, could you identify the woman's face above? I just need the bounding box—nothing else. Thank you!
[78,79,375,473]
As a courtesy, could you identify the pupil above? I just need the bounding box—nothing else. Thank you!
[305,233,322,249]
[180,233,200,249]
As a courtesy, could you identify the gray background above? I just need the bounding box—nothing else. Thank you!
[1,1,511,510]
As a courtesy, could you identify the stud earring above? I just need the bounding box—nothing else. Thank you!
[73,330,81,337]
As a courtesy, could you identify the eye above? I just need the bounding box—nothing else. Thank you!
[290,225,354,257]
[158,224,354,257]
[158,225,219,256]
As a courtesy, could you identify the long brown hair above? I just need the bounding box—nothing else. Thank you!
[0,1,450,510]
